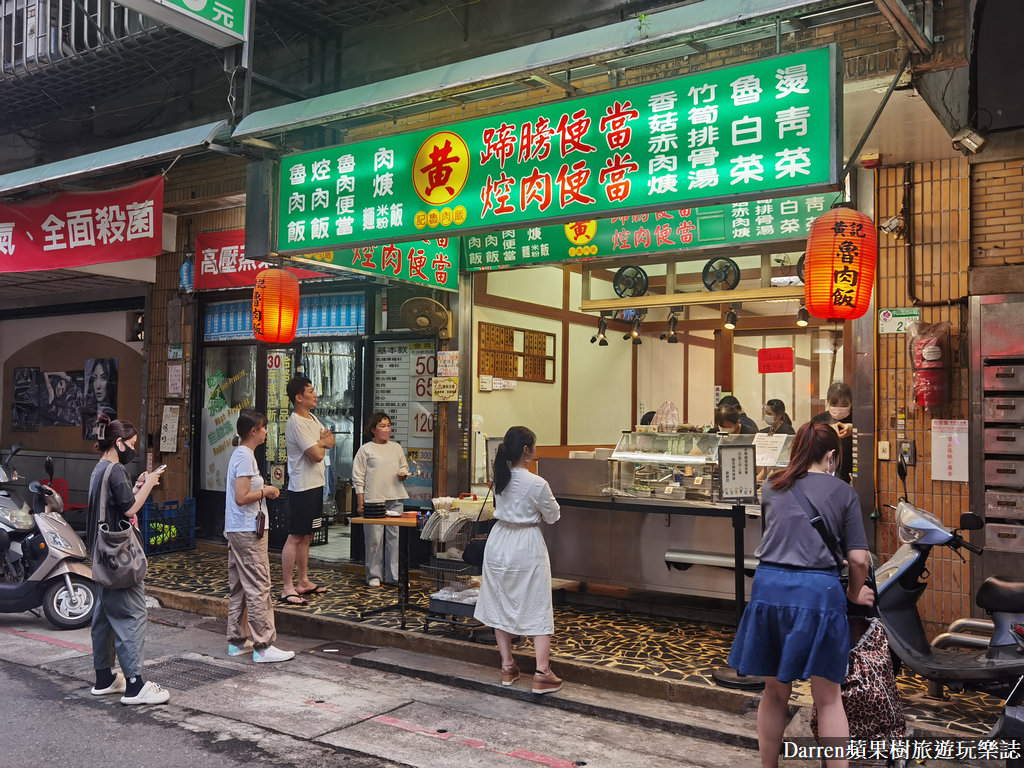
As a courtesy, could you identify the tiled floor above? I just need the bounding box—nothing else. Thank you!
[145,545,1006,737]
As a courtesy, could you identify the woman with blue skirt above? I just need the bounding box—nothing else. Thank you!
[728,422,874,768]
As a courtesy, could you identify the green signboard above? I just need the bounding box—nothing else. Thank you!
[286,238,459,292]
[118,0,247,45]
[277,46,840,254]
[463,193,830,270]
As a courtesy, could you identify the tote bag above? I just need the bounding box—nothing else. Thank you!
[91,463,148,589]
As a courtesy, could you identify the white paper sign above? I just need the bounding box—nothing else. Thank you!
[159,405,180,453]
[752,432,788,467]
[931,419,969,482]
[719,444,757,499]
[437,350,459,377]
[167,363,184,397]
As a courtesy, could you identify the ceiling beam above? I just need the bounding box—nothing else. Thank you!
[581,285,806,312]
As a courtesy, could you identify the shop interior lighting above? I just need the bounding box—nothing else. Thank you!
[624,313,644,345]
[660,313,679,343]
[724,304,739,331]
[796,304,810,327]
[590,315,609,346]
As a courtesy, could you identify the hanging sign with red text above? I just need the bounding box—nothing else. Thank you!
[287,237,459,291]
[194,229,327,289]
[0,177,164,273]
[757,346,795,373]
[277,46,840,253]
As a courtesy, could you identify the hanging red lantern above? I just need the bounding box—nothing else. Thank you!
[252,268,300,343]
[803,204,878,322]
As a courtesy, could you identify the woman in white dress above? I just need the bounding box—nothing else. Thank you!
[474,426,562,694]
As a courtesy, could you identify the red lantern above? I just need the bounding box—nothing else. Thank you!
[803,204,878,322]
[252,268,299,343]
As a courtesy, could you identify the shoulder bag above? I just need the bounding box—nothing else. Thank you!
[92,463,148,589]
[461,486,493,567]
[255,494,267,538]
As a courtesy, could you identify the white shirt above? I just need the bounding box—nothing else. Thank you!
[352,440,410,503]
[494,468,561,525]
[225,446,264,533]
[286,412,325,492]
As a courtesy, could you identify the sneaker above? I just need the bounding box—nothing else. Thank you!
[90,672,126,696]
[253,645,295,663]
[120,681,170,706]
[501,663,520,686]
[228,640,254,657]
[368,577,381,587]
[532,669,562,695]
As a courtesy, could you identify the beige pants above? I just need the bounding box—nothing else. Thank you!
[226,531,276,650]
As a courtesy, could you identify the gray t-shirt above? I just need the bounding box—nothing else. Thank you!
[755,472,868,569]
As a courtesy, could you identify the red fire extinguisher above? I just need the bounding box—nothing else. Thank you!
[909,321,950,411]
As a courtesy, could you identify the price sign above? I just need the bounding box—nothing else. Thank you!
[412,376,433,400]
[411,402,434,437]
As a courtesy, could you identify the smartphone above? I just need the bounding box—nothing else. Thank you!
[155,464,167,472]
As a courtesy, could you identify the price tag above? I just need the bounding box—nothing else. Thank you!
[411,403,434,437]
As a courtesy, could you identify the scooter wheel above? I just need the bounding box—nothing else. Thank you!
[42,575,95,630]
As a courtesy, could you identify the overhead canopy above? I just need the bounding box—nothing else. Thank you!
[0,120,229,197]
[233,0,851,141]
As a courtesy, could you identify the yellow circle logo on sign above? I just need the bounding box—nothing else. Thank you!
[413,131,470,207]
[431,376,459,402]
[564,220,597,246]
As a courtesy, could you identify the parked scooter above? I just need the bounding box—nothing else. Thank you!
[0,444,95,629]
[876,455,1024,756]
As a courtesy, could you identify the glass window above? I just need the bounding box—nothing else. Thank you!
[199,346,257,491]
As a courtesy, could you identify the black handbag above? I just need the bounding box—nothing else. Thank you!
[461,486,493,567]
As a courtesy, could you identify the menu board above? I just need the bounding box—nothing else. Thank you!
[265,349,293,465]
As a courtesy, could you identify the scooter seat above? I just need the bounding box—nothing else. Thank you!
[976,576,1024,613]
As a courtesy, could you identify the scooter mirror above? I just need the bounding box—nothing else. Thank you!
[44,456,54,481]
[959,512,984,531]
[8,442,22,459]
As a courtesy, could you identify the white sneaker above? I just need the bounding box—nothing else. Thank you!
[368,577,381,587]
[253,645,295,663]
[228,640,254,657]
[120,680,170,706]
[90,672,126,695]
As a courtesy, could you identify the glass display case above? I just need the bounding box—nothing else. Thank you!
[609,430,794,501]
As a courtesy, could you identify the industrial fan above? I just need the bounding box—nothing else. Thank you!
[701,257,740,291]
[613,265,649,298]
[399,297,452,338]
[796,254,806,284]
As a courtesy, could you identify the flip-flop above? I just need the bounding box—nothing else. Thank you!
[278,593,308,606]
[297,585,327,595]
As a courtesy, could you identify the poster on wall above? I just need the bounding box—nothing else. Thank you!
[39,371,84,427]
[82,358,118,440]
[12,367,40,432]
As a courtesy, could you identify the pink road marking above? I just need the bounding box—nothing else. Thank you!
[0,625,91,653]
[370,715,577,767]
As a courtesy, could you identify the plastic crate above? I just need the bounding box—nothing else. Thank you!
[267,494,328,551]
[139,498,196,555]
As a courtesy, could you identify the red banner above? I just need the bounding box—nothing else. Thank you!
[195,229,327,290]
[757,347,795,374]
[0,177,164,273]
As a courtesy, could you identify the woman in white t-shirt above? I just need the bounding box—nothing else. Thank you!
[224,410,293,663]
[352,412,408,586]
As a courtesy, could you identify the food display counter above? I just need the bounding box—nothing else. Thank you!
[538,431,794,620]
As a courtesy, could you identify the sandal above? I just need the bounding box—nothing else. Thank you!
[296,585,327,596]
[278,593,308,606]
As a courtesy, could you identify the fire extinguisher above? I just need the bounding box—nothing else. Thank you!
[908,321,951,411]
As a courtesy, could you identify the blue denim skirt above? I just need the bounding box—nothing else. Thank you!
[727,564,850,684]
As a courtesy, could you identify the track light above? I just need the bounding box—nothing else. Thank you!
[660,313,679,343]
[624,313,644,345]
[724,305,738,331]
[591,316,609,346]
[796,304,810,327]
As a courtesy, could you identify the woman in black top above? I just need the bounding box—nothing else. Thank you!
[810,381,853,483]
[760,399,795,436]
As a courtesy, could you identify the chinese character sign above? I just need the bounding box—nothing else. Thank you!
[194,229,327,290]
[464,194,827,271]
[0,177,163,273]
[288,237,459,292]
[278,46,840,253]
[166,0,246,35]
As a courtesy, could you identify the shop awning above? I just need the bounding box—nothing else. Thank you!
[233,0,848,141]
[0,120,229,197]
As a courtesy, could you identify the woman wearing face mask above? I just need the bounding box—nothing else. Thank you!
[760,399,795,436]
[728,421,873,768]
[714,403,758,434]
[810,381,853,483]
[86,414,169,705]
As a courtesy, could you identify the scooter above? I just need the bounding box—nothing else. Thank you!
[0,444,95,630]
[875,455,1024,756]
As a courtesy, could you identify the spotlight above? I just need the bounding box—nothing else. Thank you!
[591,316,608,345]
[796,304,810,327]
[624,313,644,345]
[724,308,738,330]
[951,127,987,155]
[660,313,679,343]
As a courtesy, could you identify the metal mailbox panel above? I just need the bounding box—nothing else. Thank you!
[985,460,1024,488]
[986,522,1024,553]
[985,490,1024,521]
[983,398,1024,423]
[984,428,1024,455]
[984,366,1024,391]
